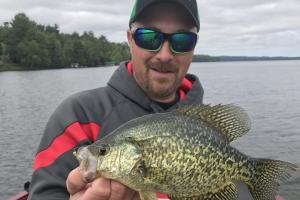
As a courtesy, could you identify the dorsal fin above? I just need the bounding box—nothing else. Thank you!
[173,104,251,143]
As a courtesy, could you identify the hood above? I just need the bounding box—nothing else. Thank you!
[107,61,204,112]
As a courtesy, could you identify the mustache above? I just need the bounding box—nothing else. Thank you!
[147,64,178,73]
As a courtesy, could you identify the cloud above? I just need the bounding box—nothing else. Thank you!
[197,0,300,56]
[0,0,299,56]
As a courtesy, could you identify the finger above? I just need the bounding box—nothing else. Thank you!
[67,167,88,195]
[132,192,141,200]
[82,177,111,200]
[124,191,140,200]
[128,191,141,200]
[110,181,138,200]
[70,189,87,200]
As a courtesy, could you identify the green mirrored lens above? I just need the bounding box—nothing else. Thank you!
[134,29,163,51]
[133,28,197,53]
[171,33,197,53]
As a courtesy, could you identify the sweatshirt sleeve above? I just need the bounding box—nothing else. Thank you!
[28,95,100,200]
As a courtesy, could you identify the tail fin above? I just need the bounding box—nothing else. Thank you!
[248,159,297,200]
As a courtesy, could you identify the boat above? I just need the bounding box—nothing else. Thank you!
[8,182,29,200]
[8,192,28,200]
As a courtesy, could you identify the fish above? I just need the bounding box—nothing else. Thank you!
[74,104,297,200]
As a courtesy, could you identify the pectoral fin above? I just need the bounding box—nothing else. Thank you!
[139,191,157,200]
[169,182,238,200]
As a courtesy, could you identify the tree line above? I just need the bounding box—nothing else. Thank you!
[1,13,299,71]
[0,13,131,70]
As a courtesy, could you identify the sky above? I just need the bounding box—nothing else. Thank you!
[0,0,300,57]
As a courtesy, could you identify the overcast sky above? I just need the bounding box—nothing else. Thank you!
[1,0,300,56]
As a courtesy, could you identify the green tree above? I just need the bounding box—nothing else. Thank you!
[17,40,41,68]
[107,42,130,64]
[1,13,134,70]
[7,13,37,63]
[0,22,11,64]
[60,36,74,67]
[45,24,59,34]
[46,33,62,68]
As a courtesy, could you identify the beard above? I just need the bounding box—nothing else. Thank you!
[142,66,182,101]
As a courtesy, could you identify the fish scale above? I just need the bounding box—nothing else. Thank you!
[74,104,297,200]
[109,112,249,193]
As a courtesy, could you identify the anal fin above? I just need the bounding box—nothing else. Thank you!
[139,191,157,200]
[169,182,238,200]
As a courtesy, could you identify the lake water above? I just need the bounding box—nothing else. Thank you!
[0,60,300,199]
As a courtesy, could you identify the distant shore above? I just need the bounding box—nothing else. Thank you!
[0,63,25,72]
[0,63,113,72]
[1,58,300,72]
[192,55,300,62]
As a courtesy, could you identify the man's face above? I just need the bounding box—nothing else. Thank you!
[127,3,197,103]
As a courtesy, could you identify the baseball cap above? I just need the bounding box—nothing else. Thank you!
[129,0,200,32]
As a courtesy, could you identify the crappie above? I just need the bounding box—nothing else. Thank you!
[74,104,297,200]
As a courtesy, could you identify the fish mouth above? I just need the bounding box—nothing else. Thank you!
[76,146,98,182]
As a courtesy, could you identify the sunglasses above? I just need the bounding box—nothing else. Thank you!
[131,27,198,54]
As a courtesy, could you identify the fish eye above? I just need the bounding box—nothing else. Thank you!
[99,143,109,156]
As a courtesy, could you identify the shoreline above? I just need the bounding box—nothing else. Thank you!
[0,64,115,72]
[1,59,300,72]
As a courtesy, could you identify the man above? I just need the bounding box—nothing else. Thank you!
[28,0,253,199]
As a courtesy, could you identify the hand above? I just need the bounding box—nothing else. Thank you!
[67,167,140,200]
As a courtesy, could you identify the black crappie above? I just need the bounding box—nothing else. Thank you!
[74,104,297,200]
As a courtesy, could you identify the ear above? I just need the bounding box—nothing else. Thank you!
[127,29,133,52]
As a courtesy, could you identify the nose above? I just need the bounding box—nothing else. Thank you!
[155,40,174,63]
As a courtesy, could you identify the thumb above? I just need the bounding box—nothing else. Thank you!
[66,167,88,195]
